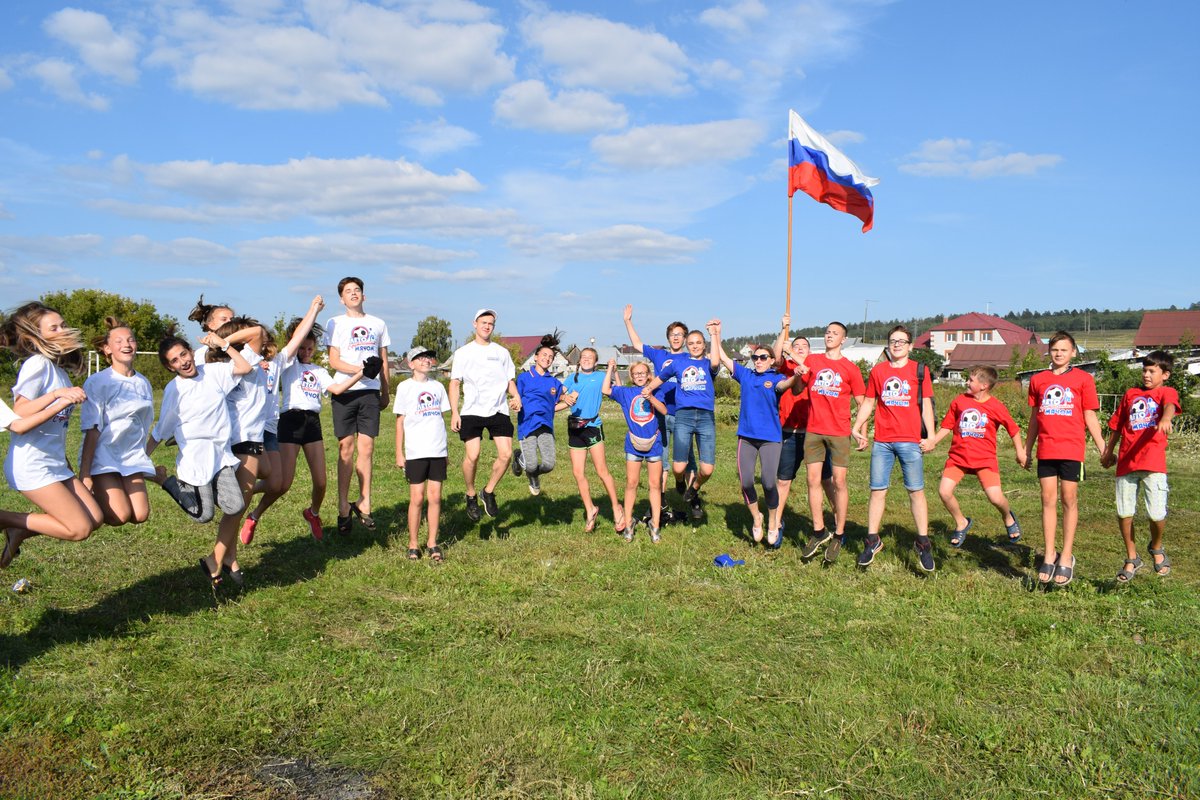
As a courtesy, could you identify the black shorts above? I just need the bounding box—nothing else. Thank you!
[331,390,381,439]
[569,422,604,450]
[231,440,265,456]
[459,412,514,442]
[405,457,448,484]
[1037,458,1082,482]
[278,409,324,446]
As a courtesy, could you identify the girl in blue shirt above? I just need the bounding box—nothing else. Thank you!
[603,358,668,542]
[711,320,796,548]
[566,347,623,532]
[513,332,576,496]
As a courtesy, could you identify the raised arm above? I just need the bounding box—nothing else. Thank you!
[708,319,731,371]
[282,296,325,359]
[623,304,644,351]
[773,313,790,363]
[602,358,617,397]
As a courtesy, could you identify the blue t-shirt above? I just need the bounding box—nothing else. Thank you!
[658,356,716,412]
[565,370,605,429]
[642,346,681,415]
[608,385,664,457]
[734,362,784,442]
[516,367,566,439]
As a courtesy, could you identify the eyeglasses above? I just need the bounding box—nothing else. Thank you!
[888,339,911,346]
[752,354,772,361]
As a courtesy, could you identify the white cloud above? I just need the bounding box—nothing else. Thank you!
[0,68,12,91]
[494,80,627,134]
[521,12,689,95]
[238,235,473,267]
[338,205,525,238]
[43,8,140,83]
[900,138,1063,178]
[695,59,743,84]
[825,129,865,147]
[699,0,768,35]
[0,233,104,258]
[112,235,233,265]
[387,266,498,282]
[401,117,479,157]
[509,224,709,264]
[145,276,219,289]
[592,119,765,169]
[30,58,109,110]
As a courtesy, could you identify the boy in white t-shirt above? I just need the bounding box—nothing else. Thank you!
[323,276,391,535]
[394,346,451,561]
[449,309,521,523]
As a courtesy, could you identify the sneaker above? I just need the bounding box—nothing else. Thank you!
[684,486,703,520]
[302,508,323,542]
[528,473,541,496]
[639,511,653,526]
[465,494,482,522]
[511,449,524,477]
[239,515,257,545]
[801,529,832,559]
[858,534,883,567]
[649,525,661,543]
[336,514,352,535]
[480,489,499,518]
[824,534,844,564]
[675,478,687,496]
[915,536,935,573]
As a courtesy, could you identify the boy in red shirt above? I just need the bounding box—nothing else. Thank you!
[798,321,865,562]
[924,366,1027,548]
[1101,350,1179,582]
[851,325,936,571]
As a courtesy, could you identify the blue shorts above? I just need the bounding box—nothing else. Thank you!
[673,407,716,466]
[869,440,925,491]
[263,430,280,453]
[778,430,834,482]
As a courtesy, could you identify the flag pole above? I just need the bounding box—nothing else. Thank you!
[786,193,793,318]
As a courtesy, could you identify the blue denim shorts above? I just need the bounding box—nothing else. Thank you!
[673,407,716,466]
[869,440,924,491]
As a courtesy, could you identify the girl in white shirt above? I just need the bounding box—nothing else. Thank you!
[0,302,104,569]
[79,317,156,527]
[187,294,233,364]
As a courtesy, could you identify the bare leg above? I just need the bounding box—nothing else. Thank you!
[461,437,482,497]
[425,481,442,548]
[214,455,258,574]
[408,481,426,550]
[588,442,622,527]
[355,432,375,513]
[1039,475,1060,563]
[252,443,299,520]
[570,448,595,518]
[484,437,512,493]
[336,435,355,516]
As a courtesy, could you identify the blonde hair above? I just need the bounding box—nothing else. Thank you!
[0,301,84,373]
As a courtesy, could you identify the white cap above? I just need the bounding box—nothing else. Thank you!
[474,308,497,321]
[406,346,436,363]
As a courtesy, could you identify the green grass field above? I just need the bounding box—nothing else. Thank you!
[2,393,1198,799]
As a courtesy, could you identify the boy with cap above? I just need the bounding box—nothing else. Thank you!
[394,345,450,560]
[449,309,521,522]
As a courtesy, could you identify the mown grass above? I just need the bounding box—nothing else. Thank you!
[1,399,1198,799]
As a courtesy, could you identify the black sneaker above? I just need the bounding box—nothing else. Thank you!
[824,534,844,564]
[858,534,883,567]
[684,487,702,520]
[480,489,499,518]
[675,478,687,496]
[465,494,482,522]
[336,514,352,535]
[801,529,832,559]
[511,449,524,477]
[915,536,936,573]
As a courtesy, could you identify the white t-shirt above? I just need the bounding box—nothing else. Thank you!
[152,363,241,485]
[450,341,515,417]
[79,367,155,477]
[0,398,17,431]
[225,346,270,444]
[323,312,390,392]
[262,358,281,435]
[4,355,74,491]
[277,349,337,413]
[392,378,450,459]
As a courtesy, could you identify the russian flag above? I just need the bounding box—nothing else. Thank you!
[788,109,879,233]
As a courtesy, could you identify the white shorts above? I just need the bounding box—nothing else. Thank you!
[1115,471,1168,521]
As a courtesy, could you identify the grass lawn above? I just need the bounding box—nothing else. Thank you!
[2,393,1198,799]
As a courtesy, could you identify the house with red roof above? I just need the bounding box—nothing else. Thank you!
[914,312,1041,359]
[1133,310,1200,348]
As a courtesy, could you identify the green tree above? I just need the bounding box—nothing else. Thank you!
[909,347,945,376]
[412,315,454,362]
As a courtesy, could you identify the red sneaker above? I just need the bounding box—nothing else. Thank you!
[302,508,323,542]
[239,515,258,545]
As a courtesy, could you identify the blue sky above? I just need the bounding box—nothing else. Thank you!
[1,1,1197,351]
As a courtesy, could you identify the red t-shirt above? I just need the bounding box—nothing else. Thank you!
[803,353,866,436]
[942,393,1020,472]
[867,360,932,443]
[777,358,810,430]
[1027,367,1100,462]
[1108,385,1179,476]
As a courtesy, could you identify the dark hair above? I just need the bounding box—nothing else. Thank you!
[827,321,848,335]
[969,365,998,388]
[92,316,134,362]
[1142,349,1174,373]
[187,294,234,333]
[337,276,364,295]
[887,324,912,344]
[157,325,191,371]
[535,329,563,357]
[666,321,688,339]
[286,317,325,345]
[1048,330,1077,350]
[204,316,261,363]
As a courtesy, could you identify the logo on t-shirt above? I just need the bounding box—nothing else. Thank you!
[958,408,989,439]
[1128,396,1160,431]
[300,369,321,398]
[681,366,708,392]
[348,325,377,354]
[629,396,655,425]
[813,368,843,398]
[880,376,912,407]
[1039,384,1076,416]
[415,390,442,417]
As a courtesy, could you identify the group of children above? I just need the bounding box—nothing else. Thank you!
[0,292,1182,589]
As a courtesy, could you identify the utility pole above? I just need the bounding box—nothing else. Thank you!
[862,300,876,342]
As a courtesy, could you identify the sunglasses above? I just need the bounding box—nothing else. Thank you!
[752,354,772,361]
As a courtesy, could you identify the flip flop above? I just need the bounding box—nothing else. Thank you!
[1005,512,1022,543]
[1,529,21,569]
[428,545,443,562]
[584,507,599,533]
[1037,553,1058,585]
[407,548,421,560]
[1053,555,1076,587]
[949,518,972,548]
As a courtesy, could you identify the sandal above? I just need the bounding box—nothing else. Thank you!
[428,546,443,562]
[949,518,972,548]
[407,548,422,560]
[614,509,626,535]
[350,501,376,530]
[1116,556,1144,583]
[1,528,21,569]
[1037,553,1058,585]
[198,556,222,586]
[1005,512,1022,543]
[1053,554,1076,587]
[584,507,599,533]
[1149,546,1171,576]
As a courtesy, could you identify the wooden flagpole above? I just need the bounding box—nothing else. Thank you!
[786,193,793,318]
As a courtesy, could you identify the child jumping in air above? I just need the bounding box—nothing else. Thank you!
[394,346,451,561]
[603,358,668,542]
[513,331,576,496]
[565,347,623,533]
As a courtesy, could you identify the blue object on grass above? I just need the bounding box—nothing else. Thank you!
[713,553,745,567]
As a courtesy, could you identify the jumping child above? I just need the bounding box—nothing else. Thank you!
[394,346,451,561]
[565,347,623,533]
[603,358,667,542]
[513,331,576,496]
